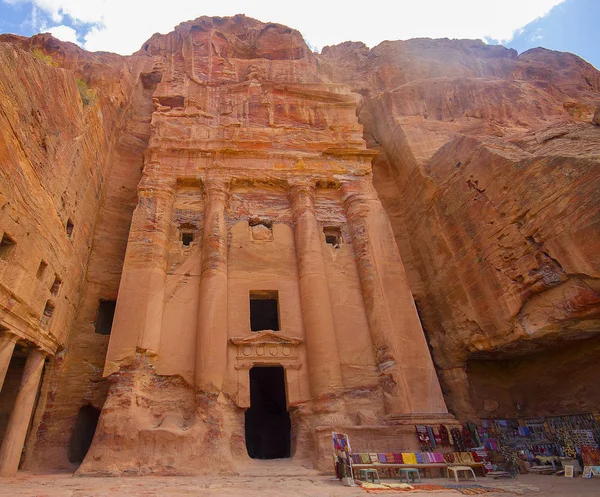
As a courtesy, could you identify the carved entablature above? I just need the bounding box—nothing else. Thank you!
[230,331,302,369]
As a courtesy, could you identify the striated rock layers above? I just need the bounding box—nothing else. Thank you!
[0,15,598,476]
[320,39,600,421]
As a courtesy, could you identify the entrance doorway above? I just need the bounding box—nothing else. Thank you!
[67,405,101,464]
[245,366,291,459]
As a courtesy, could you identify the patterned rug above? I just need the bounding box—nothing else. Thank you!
[359,481,510,494]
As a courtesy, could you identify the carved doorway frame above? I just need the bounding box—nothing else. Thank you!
[229,331,303,408]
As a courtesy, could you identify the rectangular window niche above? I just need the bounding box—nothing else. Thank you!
[250,290,280,332]
[323,226,342,248]
[40,300,55,329]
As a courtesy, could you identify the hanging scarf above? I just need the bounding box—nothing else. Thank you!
[439,424,450,446]
[451,427,466,452]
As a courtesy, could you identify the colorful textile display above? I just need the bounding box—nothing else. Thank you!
[439,424,451,446]
[582,447,600,466]
[451,427,466,452]
[401,452,417,464]
[466,421,481,447]
[415,425,432,450]
[462,425,474,449]
[433,452,445,463]
[332,432,353,479]
[443,452,456,463]
[427,425,437,448]
[432,426,443,446]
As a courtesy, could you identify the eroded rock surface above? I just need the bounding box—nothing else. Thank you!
[320,38,600,420]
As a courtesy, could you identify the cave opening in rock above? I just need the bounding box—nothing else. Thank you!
[249,290,280,331]
[245,366,291,459]
[67,405,101,464]
[466,334,600,419]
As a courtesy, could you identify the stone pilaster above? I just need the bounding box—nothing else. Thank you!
[0,331,18,392]
[195,178,230,394]
[104,169,176,373]
[288,181,344,399]
[0,348,46,477]
[342,179,448,416]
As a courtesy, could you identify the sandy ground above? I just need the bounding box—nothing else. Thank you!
[1,462,598,497]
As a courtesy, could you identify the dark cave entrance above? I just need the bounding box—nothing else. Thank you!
[67,405,101,463]
[245,366,291,459]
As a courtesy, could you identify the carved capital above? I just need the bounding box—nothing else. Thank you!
[288,180,316,218]
[138,169,176,200]
[341,180,379,219]
[340,182,367,220]
[204,178,230,204]
[340,180,361,204]
[0,330,18,344]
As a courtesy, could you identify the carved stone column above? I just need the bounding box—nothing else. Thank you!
[0,348,46,477]
[342,179,448,416]
[288,181,344,399]
[195,178,229,394]
[104,169,176,373]
[0,331,18,391]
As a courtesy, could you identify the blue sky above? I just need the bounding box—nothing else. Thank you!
[0,0,597,69]
[501,0,598,68]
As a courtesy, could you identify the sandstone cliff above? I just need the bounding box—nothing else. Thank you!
[320,38,600,419]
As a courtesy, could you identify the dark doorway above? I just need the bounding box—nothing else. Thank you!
[245,366,291,459]
[249,290,279,331]
[67,405,101,463]
[95,300,116,335]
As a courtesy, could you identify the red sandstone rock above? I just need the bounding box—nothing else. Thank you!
[321,37,600,420]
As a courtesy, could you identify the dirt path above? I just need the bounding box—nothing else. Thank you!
[0,472,598,496]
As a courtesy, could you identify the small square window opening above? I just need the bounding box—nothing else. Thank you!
[182,232,194,246]
[323,227,342,248]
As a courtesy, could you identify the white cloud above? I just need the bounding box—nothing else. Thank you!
[47,23,78,43]
[6,0,567,54]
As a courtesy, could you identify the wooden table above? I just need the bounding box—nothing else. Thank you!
[351,463,449,479]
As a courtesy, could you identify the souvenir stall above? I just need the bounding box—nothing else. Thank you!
[414,423,494,473]
[478,413,600,477]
